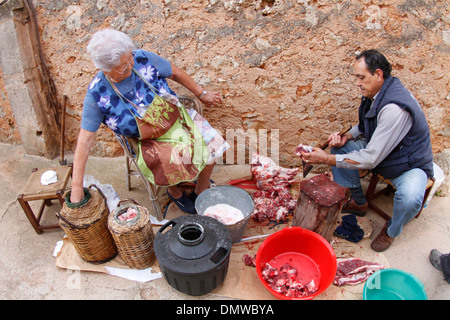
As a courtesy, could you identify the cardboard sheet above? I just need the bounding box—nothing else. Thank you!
[54,166,389,299]
[212,215,390,300]
[54,236,163,283]
[54,215,389,300]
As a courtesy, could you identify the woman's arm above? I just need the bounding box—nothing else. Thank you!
[70,128,96,202]
[168,65,223,107]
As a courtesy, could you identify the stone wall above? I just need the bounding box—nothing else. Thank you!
[0,66,21,144]
[1,0,449,170]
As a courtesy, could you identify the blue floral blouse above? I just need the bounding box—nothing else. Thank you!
[81,49,175,137]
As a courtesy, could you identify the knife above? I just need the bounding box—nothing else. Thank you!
[302,125,352,178]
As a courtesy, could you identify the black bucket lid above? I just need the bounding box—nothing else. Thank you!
[154,215,232,273]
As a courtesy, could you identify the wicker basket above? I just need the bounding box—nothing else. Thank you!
[108,199,156,269]
[58,185,117,263]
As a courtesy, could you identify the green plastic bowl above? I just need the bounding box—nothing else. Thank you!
[363,268,427,300]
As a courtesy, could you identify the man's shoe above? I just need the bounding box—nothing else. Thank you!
[430,249,443,271]
[371,223,394,252]
[167,190,196,214]
[341,199,368,217]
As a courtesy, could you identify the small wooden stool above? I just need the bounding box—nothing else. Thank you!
[17,166,72,234]
[365,173,435,221]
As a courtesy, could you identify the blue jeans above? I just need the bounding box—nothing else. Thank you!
[331,139,428,238]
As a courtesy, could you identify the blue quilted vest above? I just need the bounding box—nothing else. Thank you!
[358,76,434,179]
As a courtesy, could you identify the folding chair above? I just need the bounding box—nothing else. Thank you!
[118,96,203,221]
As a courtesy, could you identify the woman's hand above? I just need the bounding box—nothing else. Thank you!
[70,185,85,203]
[70,129,96,203]
[199,90,223,107]
[169,65,223,108]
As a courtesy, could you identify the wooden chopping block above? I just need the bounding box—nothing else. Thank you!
[292,174,347,242]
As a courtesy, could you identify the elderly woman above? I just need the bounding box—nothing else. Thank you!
[70,29,229,214]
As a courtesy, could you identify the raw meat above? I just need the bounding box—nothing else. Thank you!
[336,257,384,275]
[262,263,279,279]
[251,153,299,222]
[333,257,385,286]
[275,207,289,221]
[204,203,244,225]
[333,272,375,286]
[261,262,318,298]
[118,207,138,222]
[251,153,299,191]
[252,189,296,222]
[294,143,313,156]
[300,174,347,207]
[242,254,256,267]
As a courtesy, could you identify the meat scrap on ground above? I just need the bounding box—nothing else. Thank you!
[242,254,256,267]
[333,257,385,286]
[251,154,299,222]
[261,262,318,298]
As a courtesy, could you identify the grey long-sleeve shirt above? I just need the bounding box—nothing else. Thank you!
[335,99,413,170]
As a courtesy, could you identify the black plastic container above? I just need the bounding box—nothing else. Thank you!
[154,215,232,296]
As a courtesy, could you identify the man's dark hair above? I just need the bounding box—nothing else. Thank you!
[356,49,392,79]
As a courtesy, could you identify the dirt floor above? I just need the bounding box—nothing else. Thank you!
[0,142,449,300]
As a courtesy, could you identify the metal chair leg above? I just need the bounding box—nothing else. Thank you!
[116,95,202,221]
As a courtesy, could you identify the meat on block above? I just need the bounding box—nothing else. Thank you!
[292,174,347,242]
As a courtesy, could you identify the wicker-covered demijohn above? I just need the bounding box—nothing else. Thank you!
[58,185,117,263]
[108,199,156,269]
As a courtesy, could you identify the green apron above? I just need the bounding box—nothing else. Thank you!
[108,69,209,186]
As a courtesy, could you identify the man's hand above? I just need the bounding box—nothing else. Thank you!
[328,131,350,148]
[301,148,336,166]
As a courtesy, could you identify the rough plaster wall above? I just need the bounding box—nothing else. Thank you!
[4,0,449,167]
[0,66,21,144]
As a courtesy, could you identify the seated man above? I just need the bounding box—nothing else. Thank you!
[299,49,434,252]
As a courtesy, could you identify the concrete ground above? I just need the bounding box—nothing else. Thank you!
[0,142,449,300]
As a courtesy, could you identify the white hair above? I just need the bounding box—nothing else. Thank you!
[86,29,136,72]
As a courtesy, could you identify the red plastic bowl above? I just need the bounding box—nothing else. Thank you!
[256,227,337,300]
